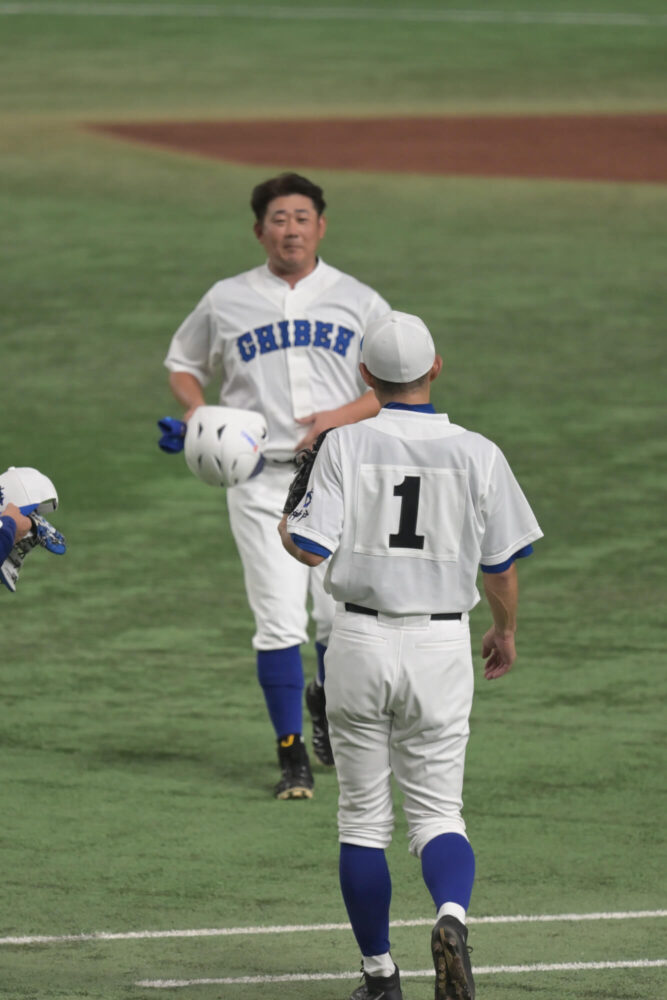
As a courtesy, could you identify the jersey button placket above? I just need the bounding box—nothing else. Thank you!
[284,290,314,419]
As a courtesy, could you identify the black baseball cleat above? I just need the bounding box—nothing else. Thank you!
[274,735,314,800]
[431,915,475,1000]
[305,679,335,766]
[349,964,404,1000]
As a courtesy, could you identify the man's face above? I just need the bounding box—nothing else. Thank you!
[254,194,326,279]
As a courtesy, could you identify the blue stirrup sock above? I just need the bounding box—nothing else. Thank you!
[315,641,327,685]
[339,843,392,957]
[421,833,476,913]
[256,646,304,740]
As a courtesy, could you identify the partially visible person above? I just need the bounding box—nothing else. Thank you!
[165,172,390,799]
[0,466,66,593]
[0,503,32,562]
[279,311,543,1000]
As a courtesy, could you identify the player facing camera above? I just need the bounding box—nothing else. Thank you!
[164,172,391,799]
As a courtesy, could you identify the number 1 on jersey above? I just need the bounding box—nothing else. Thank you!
[389,476,425,550]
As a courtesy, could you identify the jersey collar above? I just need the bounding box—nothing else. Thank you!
[382,401,437,413]
[262,257,323,288]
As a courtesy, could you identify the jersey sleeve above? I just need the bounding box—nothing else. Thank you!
[0,515,17,563]
[163,291,221,388]
[353,290,392,394]
[479,446,543,567]
[286,432,344,554]
[365,289,392,326]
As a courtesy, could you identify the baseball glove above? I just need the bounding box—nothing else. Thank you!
[0,513,67,593]
[283,429,332,516]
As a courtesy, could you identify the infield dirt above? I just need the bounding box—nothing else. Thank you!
[89,114,667,184]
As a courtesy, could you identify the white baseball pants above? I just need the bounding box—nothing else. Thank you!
[324,605,474,857]
[226,463,336,650]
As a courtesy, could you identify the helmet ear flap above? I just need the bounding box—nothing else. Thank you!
[184,406,268,487]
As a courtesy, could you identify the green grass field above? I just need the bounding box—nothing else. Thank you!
[1,2,666,998]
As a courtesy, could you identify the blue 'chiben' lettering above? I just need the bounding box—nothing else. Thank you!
[237,331,256,362]
[277,320,291,348]
[255,324,279,354]
[334,326,354,356]
[236,319,356,362]
[313,321,333,348]
[293,320,311,346]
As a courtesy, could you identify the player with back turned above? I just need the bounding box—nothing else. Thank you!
[164,173,390,799]
[279,311,543,1000]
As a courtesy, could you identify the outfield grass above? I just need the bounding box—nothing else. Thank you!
[2,0,667,117]
[1,2,666,998]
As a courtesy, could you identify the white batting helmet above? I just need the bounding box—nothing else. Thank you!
[0,466,58,514]
[184,406,268,488]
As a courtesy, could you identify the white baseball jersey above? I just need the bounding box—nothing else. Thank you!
[288,407,543,614]
[165,259,390,651]
[289,405,542,855]
[164,260,390,460]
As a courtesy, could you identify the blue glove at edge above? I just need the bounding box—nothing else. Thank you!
[158,417,187,454]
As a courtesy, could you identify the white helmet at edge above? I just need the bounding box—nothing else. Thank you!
[184,406,268,488]
[0,466,58,514]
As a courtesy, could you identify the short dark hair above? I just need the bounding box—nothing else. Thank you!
[250,172,326,222]
[370,372,431,395]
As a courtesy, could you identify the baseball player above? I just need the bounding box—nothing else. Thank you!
[164,173,390,799]
[279,311,543,1000]
[0,467,67,592]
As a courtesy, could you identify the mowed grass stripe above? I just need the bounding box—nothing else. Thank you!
[3,909,665,946]
[1,3,666,27]
[136,959,667,988]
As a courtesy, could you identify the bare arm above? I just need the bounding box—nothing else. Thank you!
[169,371,206,422]
[481,563,518,680]
[295,390,380,450]
[277,514,326,567]
[1,503,32,541]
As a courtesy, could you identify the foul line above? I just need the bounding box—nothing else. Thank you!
[2,909,665,947]
[137,959,667,987]
[0,4,665,28]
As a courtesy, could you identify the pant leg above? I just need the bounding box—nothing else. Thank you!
[324,609,396,848]
[387,617,474,857]
[226,465,310,650]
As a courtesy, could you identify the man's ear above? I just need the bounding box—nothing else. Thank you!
[359,362,376,389]
[429,355,443,382]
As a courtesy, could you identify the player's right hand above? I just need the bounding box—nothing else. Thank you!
[481,626,516,679]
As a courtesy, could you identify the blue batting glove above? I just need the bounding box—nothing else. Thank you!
[158,417,187,453]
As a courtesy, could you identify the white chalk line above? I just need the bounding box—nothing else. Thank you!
[136,960,667,987]
[2,909,665,947]
[0,4,665,28]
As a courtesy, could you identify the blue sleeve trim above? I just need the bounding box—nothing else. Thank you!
[481,543,534,574]
[290,533,332,558]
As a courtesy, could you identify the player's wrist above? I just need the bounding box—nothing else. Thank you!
[493,625,516,639]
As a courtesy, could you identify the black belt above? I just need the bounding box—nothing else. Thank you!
[344,602,461,621]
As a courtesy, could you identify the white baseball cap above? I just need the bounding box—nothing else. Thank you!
[362,310,436,382]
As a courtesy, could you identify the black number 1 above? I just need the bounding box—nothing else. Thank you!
[389,476,425,549]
